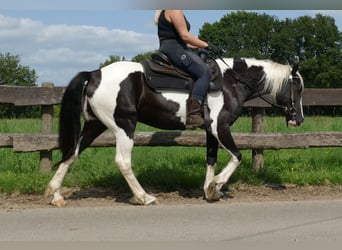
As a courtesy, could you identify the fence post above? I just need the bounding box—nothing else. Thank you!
[39,82,54,173]
[251,107,264,172]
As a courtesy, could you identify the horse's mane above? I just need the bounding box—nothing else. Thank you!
[251,59,292,97]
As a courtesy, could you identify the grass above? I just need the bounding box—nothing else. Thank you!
[0,116,341,194]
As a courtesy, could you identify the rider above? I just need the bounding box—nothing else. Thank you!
[155,10,222,129]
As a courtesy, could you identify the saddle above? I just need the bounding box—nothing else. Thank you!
[141,50,223,93]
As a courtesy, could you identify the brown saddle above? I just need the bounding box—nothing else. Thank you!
[141,50,223,93]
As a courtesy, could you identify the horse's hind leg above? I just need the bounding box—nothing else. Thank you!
[45,120,106,206]
[45,157,75,207]
[115,130,157,205]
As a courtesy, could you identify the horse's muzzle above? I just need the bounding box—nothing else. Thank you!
[288,120,298,127]
[287,117,304,127]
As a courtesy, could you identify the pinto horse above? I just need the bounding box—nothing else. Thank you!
[45,56,304,206]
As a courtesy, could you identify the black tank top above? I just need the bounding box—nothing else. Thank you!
[158,10,191,41]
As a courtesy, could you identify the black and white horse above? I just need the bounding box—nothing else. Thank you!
[45,56,304,206]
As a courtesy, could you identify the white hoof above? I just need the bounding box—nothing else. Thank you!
[45,185,66,207]
[129,194,158,205]
[51,198,67,207]
[206,181,222,201]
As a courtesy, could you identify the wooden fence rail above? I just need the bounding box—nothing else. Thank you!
[1,131,341,152]
[1,84,342,172]
[1,84,342,107]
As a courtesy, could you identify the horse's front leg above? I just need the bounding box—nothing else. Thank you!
[209,153,241,199]
[205,127,242,201]
[203,130,220,200]
[115,130,157,205]
[204,164,220,200]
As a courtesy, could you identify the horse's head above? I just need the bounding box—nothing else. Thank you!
[218,57,305,127]
[276,58,304,127]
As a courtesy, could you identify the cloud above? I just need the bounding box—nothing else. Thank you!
[0,14,158,86]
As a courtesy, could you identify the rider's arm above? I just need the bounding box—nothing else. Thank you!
[166,10,208,49]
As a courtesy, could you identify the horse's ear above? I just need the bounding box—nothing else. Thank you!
[291,56,300,75]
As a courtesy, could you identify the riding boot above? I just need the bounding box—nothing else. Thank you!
[186,98,205,129]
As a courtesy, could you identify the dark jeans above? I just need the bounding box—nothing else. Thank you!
[160,39,211,103]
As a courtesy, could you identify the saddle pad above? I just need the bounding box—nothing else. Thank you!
[141,57,223,93]
[141,60,193,92]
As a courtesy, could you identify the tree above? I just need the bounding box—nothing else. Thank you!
[131,52,154,62]
[0,53,37,86]
[99,55,125,68]
[198,11,342,115]
[199,11,278,59]
[0,53,39,118]
[291,14,342,88]
[199,11,342,89]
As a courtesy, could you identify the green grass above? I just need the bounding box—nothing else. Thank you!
[0,116,341,194]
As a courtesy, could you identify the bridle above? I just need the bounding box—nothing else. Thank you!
[284,74,300,121]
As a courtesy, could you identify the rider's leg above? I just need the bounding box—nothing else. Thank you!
[160,41,211,129]
[180,51,211,128]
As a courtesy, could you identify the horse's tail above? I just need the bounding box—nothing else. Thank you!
[58,71,90,162]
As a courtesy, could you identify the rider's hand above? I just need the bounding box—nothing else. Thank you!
[206,43,224,56]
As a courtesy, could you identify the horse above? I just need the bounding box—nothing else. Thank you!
[45,54,304,206]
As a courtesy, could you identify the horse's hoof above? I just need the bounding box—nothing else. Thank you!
[219,192,230,201]
[129,195,158,205]
[51,199,67,207]
[145,195,159,205]
[207,181,222,201]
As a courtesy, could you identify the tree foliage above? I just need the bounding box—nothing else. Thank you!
[292,14,342,88]
[0,53,39,118]
[200,11,278,59]
[0,53,37,86]
[199,11,342,89]
[99,52,153,67]
[99,55,125,68]
[131,52,154,62]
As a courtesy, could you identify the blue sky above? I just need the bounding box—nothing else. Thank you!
[0,9,341,86]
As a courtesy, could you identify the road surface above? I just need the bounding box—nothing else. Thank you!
[1,199,342,244]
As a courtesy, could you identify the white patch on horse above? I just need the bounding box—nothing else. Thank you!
[161,92,188,125]
[216,58,234,75]
[243,58,291,97]
[89,61,144,131]
[207,91,225,132]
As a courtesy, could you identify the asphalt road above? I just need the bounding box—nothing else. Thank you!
[1,199,342,243]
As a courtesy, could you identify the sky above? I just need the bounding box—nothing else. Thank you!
[1,9,342,86]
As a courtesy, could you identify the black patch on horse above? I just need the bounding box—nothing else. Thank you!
[229,58,265,89]
[233,57,248,72]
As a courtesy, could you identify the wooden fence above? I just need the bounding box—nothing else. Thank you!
[0,83,341,172]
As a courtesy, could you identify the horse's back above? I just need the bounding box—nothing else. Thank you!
[92,61,144,104]
[101,61,143,82]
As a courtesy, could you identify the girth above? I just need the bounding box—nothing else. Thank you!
[141,50,223,93]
